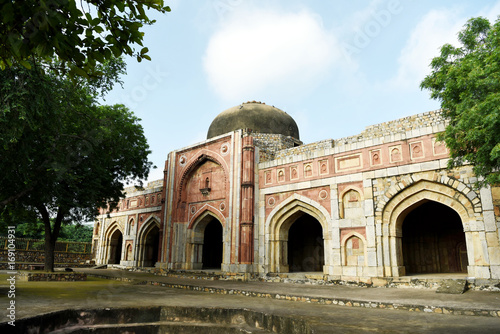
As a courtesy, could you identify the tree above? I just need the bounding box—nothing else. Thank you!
[1,220,93,242]
[0,63,152,271]
[421,17,500,186]
[0,0,170,77]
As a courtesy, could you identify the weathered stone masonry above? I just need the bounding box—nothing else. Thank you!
[93,102,500,283]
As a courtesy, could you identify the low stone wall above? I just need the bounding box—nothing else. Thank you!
[0,249,91,265]
[18,272,87,281]
[88,272,500,318]
[0,262,94,270]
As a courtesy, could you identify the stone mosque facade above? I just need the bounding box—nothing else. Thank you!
[92,101,500,282]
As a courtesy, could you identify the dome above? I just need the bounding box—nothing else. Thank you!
[207,101,300,139]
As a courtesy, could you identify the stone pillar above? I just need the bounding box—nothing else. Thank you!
[239,136,255,264]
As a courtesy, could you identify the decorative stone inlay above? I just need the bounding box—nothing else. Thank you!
[319,160,329,175]
[335,153,362,172]
[304,163,313,177]
[219,202,226,211]
[370,149,382,166]
[410,141,424,160]
[190,205,197,214]
[265,171,272,185]
[290,166,299,180]
[319,190,328,200]
[389,145,403,163]
[433,138,448,155]
[220,143,230,156]
[268,197,276,207]
[179,155,187,167]
[277,169,285,182]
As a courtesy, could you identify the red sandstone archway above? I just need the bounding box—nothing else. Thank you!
[187,211,225,270]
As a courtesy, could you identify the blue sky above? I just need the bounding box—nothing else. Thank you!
[102,0,500,182]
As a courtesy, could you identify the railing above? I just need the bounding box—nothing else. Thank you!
[1,237,92,254]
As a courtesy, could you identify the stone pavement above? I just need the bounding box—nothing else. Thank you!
[3,268,500,333]
[78,268,500,318]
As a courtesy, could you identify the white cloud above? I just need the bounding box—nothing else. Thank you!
[203,8,340,102]
[386,1,500,90]
[480,1,500,22]
[387,8,463,89]
[347,0,387,32]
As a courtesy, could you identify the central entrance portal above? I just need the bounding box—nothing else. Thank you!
[287,213,324,272]
[202,218,223,270]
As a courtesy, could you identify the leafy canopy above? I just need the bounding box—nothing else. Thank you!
[4,221,93,242]
[0,61,152,270]
[0,0,170,77]
[421,17,500,186]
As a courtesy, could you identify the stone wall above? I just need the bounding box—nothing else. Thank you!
[251,132,303,162]
[337,110,446,146]
[0,250,91,266]
[18,272,87,281]
[274,139,334,160]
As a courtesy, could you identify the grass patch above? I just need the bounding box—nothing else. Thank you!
[0,274,131,302]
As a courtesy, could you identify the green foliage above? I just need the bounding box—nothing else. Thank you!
[0,60,151,270]
[0,0,170,78]
[58,224,93,242]
[421,17,500,186]
[9,221,45,239]
[2,221,93,242]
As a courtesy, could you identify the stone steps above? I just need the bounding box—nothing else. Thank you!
[52,320,273,333]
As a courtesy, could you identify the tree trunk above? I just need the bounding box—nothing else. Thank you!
[37,205,64,272]
[44,236,56,272]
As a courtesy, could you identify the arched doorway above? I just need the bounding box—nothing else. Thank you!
[143,225,160,267]
[202,218,223,269]
[402,201,468,274]
[108,229,123,264]
[287,213,324,272]
[266,195,330,274]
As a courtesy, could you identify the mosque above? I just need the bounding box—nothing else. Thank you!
[92,101,500,282]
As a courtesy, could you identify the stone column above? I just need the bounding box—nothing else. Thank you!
[239,135,255,264]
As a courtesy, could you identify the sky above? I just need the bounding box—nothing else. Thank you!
[102,0,500,182]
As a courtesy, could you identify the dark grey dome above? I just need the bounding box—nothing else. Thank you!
[207,101,300,139]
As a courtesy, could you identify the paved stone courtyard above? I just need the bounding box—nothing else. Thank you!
[2,269,500,333]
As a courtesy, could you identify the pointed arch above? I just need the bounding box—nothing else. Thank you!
[186,210,226,270]
[375,171,481,214]
[188,205,226,229]
[104,222,124,265]
[136,216,161,267]
[266,193,331,237]
[265,194,331,273]
[104,221,123,241]
[379,179,482,277]
[177,151,229,199]
[381,180,475,235]
[137,215,161,240]
[341,232,367,266]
